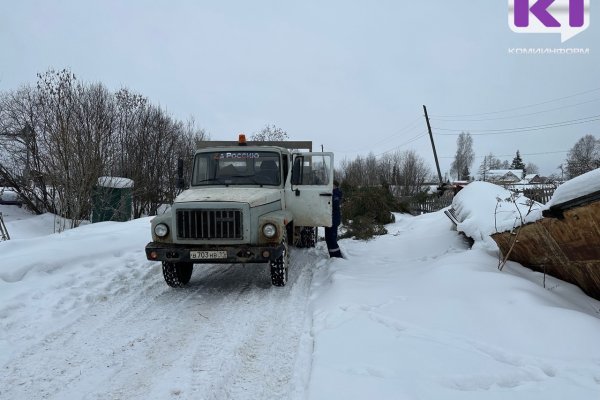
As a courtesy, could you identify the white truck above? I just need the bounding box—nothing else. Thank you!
[145,135,334,287]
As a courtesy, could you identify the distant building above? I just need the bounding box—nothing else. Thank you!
[486,169,524,184]
[520,174,543,185]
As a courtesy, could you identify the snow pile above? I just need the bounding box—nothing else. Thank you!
[546,167,600,207]
[97,176,134,189]
[2,208,86,239]
[451,181,543,250]
[0,188,19,202]
[308,212,600,399]
[0,217,150,284]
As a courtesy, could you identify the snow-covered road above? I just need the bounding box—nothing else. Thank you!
[0,212,321,399]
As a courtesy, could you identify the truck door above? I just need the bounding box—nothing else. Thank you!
[286,152,334,227]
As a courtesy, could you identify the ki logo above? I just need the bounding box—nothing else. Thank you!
[508,0,590,42]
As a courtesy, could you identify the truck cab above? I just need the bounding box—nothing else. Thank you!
[145,136,334,287]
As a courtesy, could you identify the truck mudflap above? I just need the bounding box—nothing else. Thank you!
[145,242,285,264]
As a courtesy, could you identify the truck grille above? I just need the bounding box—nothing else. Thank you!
[176,209,243,240]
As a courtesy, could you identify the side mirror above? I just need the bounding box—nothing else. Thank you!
[176,158,185,189]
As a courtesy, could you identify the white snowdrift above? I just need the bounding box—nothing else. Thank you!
[451,181,543,250]
[308,212,600,400]
[452,170,600,251]
[97,176,134,189]
[546,167,600,207]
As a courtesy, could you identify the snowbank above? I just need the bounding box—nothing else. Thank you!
[451,181,543,250]
[97,176,134,189]
[308,212,600,400]
[546,168,600,207]
[0,188,19,202]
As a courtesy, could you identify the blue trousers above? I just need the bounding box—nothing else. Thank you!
[325,225,342,258]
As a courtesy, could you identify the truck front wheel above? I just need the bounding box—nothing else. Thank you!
[162,261,193,287]
[270,233,289,287]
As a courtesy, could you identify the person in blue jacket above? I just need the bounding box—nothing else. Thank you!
[325,180,343,258]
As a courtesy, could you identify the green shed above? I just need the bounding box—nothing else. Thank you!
[92,177,134,223]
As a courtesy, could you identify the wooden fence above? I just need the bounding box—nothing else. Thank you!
[402,184,557,215]
[513,186,556,204]
[404,193,454,215]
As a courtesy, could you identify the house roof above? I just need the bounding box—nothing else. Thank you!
[487,169,523,176]
[487,169,523,178]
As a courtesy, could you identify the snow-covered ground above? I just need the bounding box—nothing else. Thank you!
[1,180,600,399]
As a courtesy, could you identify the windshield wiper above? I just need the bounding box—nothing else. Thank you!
[195,177,225,184]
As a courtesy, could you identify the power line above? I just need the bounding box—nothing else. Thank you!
[366,116,423,148]
[375,132,428,157]
[439,150,569,159]
[335,115,423,154]
[433,114,600,135]
[430,97,600,122]
[430,87,600,118]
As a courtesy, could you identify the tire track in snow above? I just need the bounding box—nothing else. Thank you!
[1,259,233,399]
[1,257,174,400]
[1,248,324,400]
[187,248,318,400]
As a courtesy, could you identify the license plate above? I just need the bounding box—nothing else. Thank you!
[190,250,228,260]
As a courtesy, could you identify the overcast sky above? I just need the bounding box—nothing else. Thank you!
[1,0,598,178]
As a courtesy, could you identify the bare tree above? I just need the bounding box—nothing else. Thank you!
[396,150,430,196]
[377,153,395,185]
[450,132,474,181]
[339,155,366,187]
[488,154,504,170]
[31,69,116,226]
[338,150,430,197]
[0,68,209,222]
[113,87,148,177]
[0,85,47,213]
[251,124,289,141]
[524,162,539,175]
[478,153,504,181]
[565,134,599,178]
[364,152,379,187]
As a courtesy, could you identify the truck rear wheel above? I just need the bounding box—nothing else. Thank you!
[300,226,317,248]
[162,261,193,287]
[270,233,289,287]
[294,226,317,248]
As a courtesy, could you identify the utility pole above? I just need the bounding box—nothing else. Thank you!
[423,105,443,187]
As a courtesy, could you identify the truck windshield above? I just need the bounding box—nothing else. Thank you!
[192,151,282,187]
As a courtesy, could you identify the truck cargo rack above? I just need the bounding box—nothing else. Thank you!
[196,140,313,152]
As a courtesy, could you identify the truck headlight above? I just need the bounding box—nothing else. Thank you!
[262,223,277,238]
[154,223,169,237]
